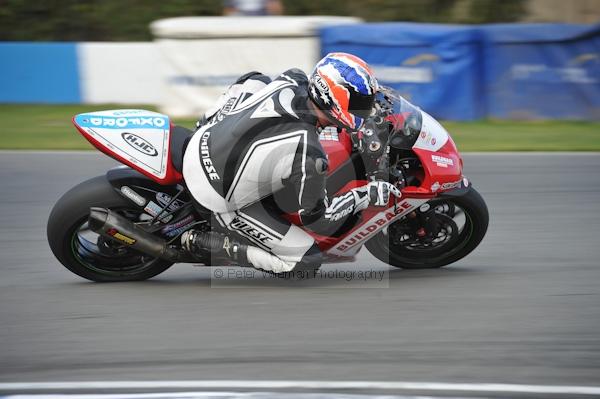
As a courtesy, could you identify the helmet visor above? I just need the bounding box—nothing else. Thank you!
[348,93,375,120]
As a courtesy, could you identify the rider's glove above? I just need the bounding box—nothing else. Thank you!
[323,181,401,224]
[354,181,402,210]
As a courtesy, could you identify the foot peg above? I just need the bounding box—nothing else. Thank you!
[181,230,247,263]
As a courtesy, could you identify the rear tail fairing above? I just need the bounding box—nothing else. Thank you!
[73,109,183,185]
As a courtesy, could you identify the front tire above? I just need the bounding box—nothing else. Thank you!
[47,175,174,282]
[366,187,489,269]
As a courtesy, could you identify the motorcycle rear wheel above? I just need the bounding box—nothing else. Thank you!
[47,175,174,282]
[365,187,489,269]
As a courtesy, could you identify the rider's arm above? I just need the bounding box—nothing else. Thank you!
[296,180,399,238]
[293,151,329,226]
[290,146,399,231]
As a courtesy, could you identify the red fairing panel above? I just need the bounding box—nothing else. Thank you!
[319,127,352,175]
[403,110,463,196]
[73,110,183,185]
[323,197,427,255]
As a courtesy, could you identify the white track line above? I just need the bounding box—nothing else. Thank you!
[0,381,600,395]
[0,393,446,399]
[1,394,238,399]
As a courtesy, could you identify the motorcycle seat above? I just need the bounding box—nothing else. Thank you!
[170,125,193,174]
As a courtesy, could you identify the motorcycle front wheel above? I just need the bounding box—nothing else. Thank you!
[47,175,174,282]
[365,187,489,269]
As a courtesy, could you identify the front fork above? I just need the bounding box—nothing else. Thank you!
[404,202,443,241]
[402,177,470,242]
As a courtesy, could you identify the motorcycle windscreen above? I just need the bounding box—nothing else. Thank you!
[73,110,172,181]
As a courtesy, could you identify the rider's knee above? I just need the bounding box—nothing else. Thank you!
[292,243,322,273]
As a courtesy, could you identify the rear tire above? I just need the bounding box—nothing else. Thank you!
[47,175,174,282]
[366,187,489,269]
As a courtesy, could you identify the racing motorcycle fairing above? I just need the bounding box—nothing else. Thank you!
[323,197,428,256]
[73,109,184,185]
[379,93,465,196]
[311,97,466,255]
[318,126,353,175]
[406,110,463,196]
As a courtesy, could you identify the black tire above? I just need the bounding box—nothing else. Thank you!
[47,175,174,282]
[366,187,489,269]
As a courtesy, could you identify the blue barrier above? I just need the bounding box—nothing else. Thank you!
[480,23,600,120]
[321,22,600,121]
[321,23,484,121]
[1,24,599,120]
[0,42,81,103]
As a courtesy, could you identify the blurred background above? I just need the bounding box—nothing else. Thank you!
[0,0,598,151]
[1,3,600,395]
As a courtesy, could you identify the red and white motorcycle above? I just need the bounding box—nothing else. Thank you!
[47,89,488,281]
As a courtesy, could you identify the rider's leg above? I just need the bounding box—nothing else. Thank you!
[184,199,322,274]
[217,202,322,273]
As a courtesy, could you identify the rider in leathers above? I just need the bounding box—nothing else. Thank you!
[182,53,400,274]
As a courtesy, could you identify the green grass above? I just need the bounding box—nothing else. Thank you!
[445,120,600,152]
[0,104,197,150]
[0,104,599,151]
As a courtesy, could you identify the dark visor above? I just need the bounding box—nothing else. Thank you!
[349,93,375,119]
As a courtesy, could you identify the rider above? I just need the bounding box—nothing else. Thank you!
[181,52,400,274]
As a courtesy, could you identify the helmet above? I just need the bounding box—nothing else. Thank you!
[309,52,378,131]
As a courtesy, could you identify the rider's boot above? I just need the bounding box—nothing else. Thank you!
[181,230,248,264]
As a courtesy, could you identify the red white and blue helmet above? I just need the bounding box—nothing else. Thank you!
[308,52,378,131]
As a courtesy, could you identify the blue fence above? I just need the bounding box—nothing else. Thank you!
[480,23,600,120]
[321,22,600,120]
[1,23,599,120]
[0,42,81,103]
[321,23,484,121]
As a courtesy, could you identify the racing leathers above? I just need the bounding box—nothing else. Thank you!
[182,69,398,273]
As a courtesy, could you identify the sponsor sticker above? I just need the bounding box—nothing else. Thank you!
[120,186,146,207]
[221,97,236,114]
[90,116,166,129]
[106,228,136,245]
[164,224,194,238]
[430,182,440,192]
[200,130,220,181]
[318,126,339,141]
[431,154,454,168]
[161,214,195,236]
[230,216,273,245]
[313,75,330,95]
[441,179,462,190]
[421,131,436,146]
[334,201,413,252]
[112,110,145,116]
[144,201,173,223]
[156,192,185,211]
[121,133,158,157]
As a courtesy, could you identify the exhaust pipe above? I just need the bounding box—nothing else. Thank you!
[88,207,180,261]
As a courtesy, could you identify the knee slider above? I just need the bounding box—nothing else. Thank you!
[292,243,322,273]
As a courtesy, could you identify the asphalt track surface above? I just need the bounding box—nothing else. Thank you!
[1,152,600,397]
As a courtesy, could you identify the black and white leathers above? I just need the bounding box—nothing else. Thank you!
[183,69,369,273]
[191,69,328,219]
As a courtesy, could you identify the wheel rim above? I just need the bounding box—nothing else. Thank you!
[70,208,161,277]
[381,200,474,264]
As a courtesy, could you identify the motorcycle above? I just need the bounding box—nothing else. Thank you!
[47,88,489,282]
